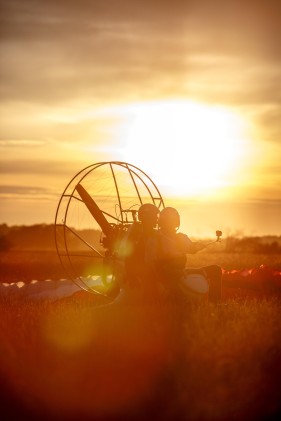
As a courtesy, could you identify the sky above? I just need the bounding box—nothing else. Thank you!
[0,0,280,237]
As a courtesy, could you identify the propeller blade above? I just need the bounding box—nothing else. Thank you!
[75,183,113,237]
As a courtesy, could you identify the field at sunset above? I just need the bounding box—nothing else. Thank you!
[1,271,281,421]
[1,228,281,420]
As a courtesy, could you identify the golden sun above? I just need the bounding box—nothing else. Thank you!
[115,100,250,198]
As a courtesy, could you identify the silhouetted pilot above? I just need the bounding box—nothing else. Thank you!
[120,203,160,293]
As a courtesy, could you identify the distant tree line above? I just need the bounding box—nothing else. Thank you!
[224,235,281,254]
[0,224,280,254]
[0,224,101,251]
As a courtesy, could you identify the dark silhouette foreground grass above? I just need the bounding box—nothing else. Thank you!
[1,293,281,421]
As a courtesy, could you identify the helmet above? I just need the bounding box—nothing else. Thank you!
[138,203,159,224]
[159,207,180,229]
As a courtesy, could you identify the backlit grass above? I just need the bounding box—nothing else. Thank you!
[1,292,281,421]
[1,249,281,420]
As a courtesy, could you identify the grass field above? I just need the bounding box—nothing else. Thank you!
[1,249,280,283]
[1,250,281,420]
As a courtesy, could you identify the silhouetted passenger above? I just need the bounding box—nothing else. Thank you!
[147,207,222,303]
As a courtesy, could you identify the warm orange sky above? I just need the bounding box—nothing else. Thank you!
[0,0,280,236]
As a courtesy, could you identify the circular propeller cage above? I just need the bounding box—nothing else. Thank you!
[55,161,165,295]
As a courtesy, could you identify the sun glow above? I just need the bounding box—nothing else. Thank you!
[114,100,250,198]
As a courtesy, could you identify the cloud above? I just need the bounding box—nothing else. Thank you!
[0,185,49,195]
[0,184,57,203]
[0,139,47,146]
[1,0,280,108]
[2,0,280,57]
[0,0,280,177]
[0,159,78,175]
[249,105,281,144]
